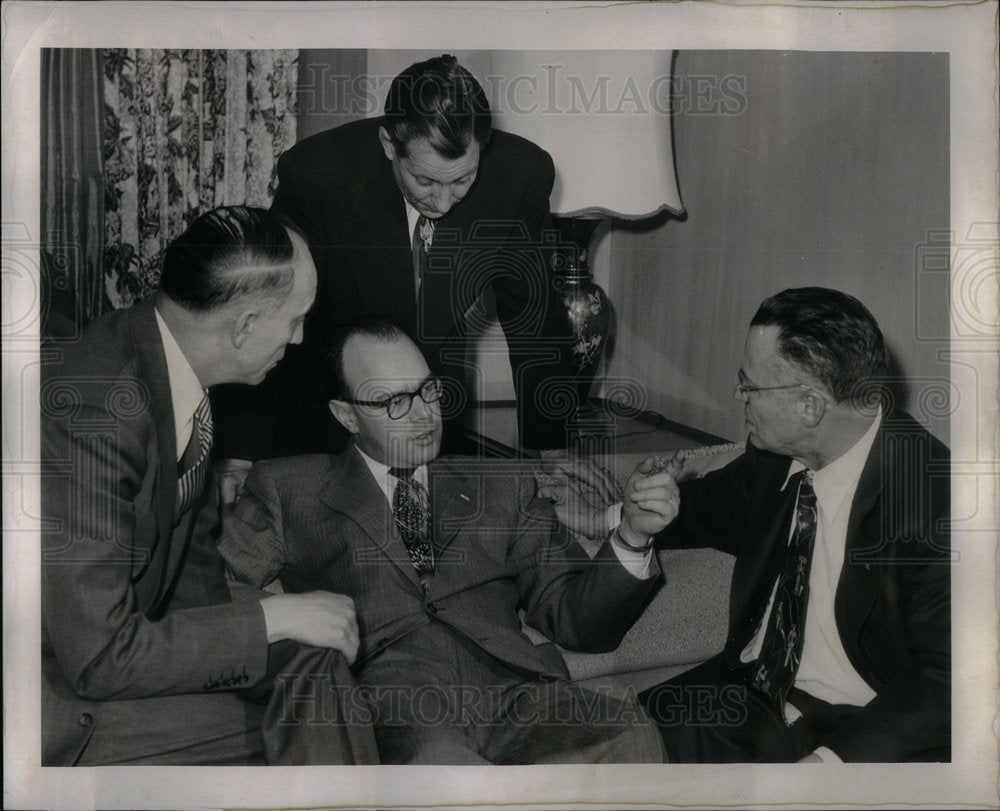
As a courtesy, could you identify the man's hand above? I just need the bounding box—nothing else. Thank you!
[619,456,682,544]
[538,448,621,504]
[535,450,621,538]
[216,458,253,505]
[536,468,613,539]
[260,591,360,664]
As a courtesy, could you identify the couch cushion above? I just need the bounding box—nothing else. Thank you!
[560,547,733,681]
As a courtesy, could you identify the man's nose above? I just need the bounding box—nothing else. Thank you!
[431,185,457,214]
[410,392,433,419]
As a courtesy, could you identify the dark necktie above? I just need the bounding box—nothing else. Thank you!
[390,467,433,575]
[176,393,213,517]
[411,215,433,299]
[752,470,817,713]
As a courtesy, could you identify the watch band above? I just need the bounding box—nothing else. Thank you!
[613,525,654,553]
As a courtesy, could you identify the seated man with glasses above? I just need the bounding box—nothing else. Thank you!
[218,313,676,764]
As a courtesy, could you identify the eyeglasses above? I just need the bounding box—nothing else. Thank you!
[735,371,815,398]
[341,376,444,420]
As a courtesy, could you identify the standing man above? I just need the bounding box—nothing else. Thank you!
[41,207,377,766]
[212,54,603,500]
[635,288,951,762]
[220,315,675,764]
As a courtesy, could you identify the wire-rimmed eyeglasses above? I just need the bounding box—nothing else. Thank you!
[735,371,816,399]
[341,376,444,420]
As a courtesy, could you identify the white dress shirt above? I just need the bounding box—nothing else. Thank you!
[740,411,882,760]
[154,308,207,462]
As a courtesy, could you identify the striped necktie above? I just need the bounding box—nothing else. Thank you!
[176,393,213,517]
[752,470,817,714]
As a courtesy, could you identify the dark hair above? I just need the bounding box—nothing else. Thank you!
[383,54,492,159]
[322,314,411,400]
[750,287,890,406]
[160,206,304,312]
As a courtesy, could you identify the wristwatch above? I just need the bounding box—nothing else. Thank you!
[612,525,654,553]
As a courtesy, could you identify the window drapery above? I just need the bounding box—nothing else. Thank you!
[40,48,299,336]
[101,49,298,309]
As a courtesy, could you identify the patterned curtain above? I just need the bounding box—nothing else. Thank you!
[101,49,298,309]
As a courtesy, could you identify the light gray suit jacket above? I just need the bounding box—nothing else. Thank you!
[40,301,267,765]
[220,447,661,681]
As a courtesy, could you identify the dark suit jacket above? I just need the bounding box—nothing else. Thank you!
[212,117,574,459]
[220,449,660,681]
[40,301,268,765]
[657,412,951,761]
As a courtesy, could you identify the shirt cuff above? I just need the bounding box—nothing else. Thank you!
[608,528,654,579]
[608,502,623,532]
[811,746,843,763]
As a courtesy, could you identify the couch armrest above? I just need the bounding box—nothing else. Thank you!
[524,546,733,682]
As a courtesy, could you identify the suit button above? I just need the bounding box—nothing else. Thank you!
[427,603,438,614]
[376,638,388,649]
[77,712,93,727]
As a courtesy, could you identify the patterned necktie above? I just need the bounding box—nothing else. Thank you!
[411,215,433,298]
[752,470,817,713]
[390,467,434,575]
[176,393,213,517]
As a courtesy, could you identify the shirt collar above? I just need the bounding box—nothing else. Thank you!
[782,409,883,519]
[354,443,428,489]
[154,307,206,453]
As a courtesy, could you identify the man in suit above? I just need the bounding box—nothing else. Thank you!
[41,207,378,766]
[219,314,677,764]
[212,54,611,504]
[631,287,951,762]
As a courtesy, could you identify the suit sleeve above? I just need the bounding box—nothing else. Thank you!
[489,147,577,451]
[655,449,756,556]
[217,463,290,589]
[510,472,662,652]
[42,401,269,701]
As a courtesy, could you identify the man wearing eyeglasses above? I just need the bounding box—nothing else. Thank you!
[631,287,951,763]
[218,314,676,764]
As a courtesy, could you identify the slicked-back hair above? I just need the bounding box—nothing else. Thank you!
[160,206,303,312]
[383,54,492,159]
[751,287,890,406]
[323,314,411,400]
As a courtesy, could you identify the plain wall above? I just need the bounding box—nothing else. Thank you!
[601,50,950,443]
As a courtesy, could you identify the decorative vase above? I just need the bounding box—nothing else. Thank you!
[551,216,612,408]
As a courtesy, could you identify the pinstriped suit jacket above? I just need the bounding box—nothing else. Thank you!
[40,301,268,765]
[220,446,661,680]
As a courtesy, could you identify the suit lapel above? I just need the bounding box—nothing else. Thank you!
[318,445,424,593]
[835,418,885,666]
[349,148,417,320]
[731,456,799,651]
[427,459,480,557]
[128,302,187,614]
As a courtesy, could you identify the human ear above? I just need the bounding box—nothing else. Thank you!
[232,309,256,348]
[798,389,827,428]
[378,127,396,162]
[328,399,360,435]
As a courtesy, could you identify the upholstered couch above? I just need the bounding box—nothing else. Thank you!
[539,445,744,698]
